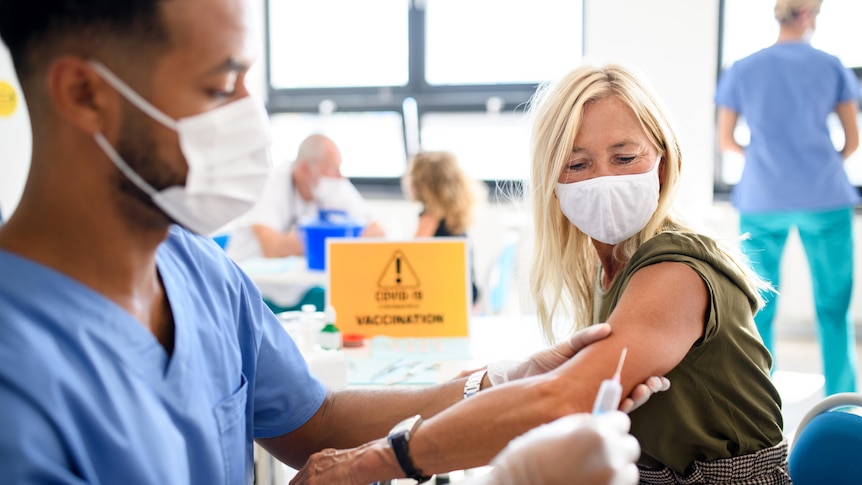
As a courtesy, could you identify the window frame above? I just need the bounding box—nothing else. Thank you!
[714,0,862,199]
[263,0,583,193]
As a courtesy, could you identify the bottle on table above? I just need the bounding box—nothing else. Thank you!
[319,304,342,350]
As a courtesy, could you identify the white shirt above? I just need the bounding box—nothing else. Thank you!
[226,162,374,261]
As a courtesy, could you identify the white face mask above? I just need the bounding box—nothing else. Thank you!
[89,60,273,235]
[555,157,661,245]
[312,176,348,207]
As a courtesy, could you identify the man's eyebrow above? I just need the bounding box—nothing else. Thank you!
[205,57,250,75]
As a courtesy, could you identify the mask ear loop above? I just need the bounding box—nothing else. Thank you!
[93,132,158,197]
[88,60,179,132]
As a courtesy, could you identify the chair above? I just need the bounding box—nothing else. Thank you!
[788,392,862,485]
[485,238,518,315]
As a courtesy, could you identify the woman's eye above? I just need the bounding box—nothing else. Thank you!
[617,155,637,164]
[565,160,588,171]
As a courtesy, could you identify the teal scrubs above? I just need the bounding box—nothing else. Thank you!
[740,208,857,394]
[716,41,859,395]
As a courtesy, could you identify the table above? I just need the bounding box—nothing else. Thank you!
[239,256,328,308]
[254,315,548,484]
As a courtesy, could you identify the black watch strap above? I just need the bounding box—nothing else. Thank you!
[387,416,432,483]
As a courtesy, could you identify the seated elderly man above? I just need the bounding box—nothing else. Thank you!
[226,133,385,261]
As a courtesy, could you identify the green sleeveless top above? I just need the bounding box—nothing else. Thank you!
[595,231,784,474]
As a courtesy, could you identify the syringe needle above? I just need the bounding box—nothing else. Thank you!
[614,347,628,380]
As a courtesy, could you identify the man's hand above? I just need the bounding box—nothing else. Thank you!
[620,376,670,413]
[360,222,386,238]
[479,323,670,413]
[475,412,640,485]
[289,439,397,485]
[487,323,614,384]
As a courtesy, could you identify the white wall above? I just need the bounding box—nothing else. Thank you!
[583,0,719,215]
[0,43,31,220]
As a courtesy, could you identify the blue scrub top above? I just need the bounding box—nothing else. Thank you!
[0,226,327,484]
[715,42,860,212]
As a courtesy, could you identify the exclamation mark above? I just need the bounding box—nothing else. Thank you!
[395,257,401,284]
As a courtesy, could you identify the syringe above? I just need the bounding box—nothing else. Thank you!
[591,347,628,415]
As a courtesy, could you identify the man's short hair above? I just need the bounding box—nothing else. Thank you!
[0,0,170,82]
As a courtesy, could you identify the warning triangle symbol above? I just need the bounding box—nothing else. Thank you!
[378,250,420,288]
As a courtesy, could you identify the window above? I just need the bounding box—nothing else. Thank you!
[420,112,532,181]
[269,112,406,178]
[424,0,582,86]
[268,0,409,89]
[265,0,584,183]
[718,0,862,189]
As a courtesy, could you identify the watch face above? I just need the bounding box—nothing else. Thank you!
[392,415,422,439]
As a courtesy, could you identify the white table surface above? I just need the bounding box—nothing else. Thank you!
[257,314,548,484]
[239,256,328,307]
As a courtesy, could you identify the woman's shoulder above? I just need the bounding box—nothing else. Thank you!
[633,231,744,283]
[636,231,719,259]
[632,231,759,304]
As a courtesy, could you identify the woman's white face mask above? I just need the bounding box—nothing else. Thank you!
[89,60,273,236]
[555,156,661,245]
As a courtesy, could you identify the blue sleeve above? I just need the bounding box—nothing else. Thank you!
[715,65,742,112]
[837,63,860,104]
[166,227,328,439]
[234,269,327,439]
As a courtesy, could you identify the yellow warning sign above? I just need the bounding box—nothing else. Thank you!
[378,250,420,288]
[328,239,470,338]
[0,81,18,117]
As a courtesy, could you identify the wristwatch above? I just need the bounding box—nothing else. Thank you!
[463,369,487,399]
[387,414,432,483]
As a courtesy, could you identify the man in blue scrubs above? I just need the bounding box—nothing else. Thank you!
[715,0,859,395]
[0,1,663,483]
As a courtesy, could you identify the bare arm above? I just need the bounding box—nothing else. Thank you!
[256,379,468,469]
[414,213,442,237]
[289,262,705,484]
[717,107,744,155]
[360,221,386,238]
[251,224,304,258]
[407,262,705,473]
[836,100,859,160]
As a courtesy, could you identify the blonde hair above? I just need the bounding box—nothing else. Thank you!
[406,151,477,235]
[775,0,822,23]
[527,63,767,343]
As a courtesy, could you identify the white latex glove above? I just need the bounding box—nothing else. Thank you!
[484,323,670,413]
[487,324,613,385]
[477,412,640,485]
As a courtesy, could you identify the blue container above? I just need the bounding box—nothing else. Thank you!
[299,210,364,271]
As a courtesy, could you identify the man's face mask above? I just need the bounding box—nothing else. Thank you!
[555,156,661,245]
[89,60,273,235]
[311,176,344,201]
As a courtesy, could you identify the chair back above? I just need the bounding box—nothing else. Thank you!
[788,392,862,485]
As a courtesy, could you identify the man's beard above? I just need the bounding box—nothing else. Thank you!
[113,104,186,230]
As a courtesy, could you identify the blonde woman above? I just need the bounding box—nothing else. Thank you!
[528,63,788,483]
[405,151,483,304]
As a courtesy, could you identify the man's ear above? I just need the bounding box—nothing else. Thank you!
[46,56,121,138]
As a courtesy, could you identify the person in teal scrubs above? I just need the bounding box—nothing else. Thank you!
[715,0,860,394]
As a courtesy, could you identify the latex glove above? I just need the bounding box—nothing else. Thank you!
[476,412,640,485]
[485,323,670,413]
[487,323,613,385]
[619,375,670,413]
